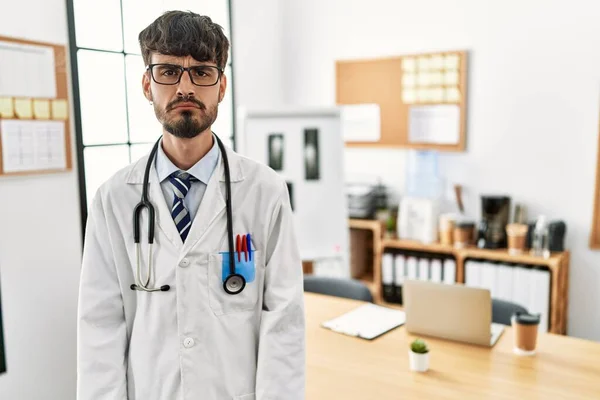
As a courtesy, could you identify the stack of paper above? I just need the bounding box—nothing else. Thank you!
[321,303,406,340]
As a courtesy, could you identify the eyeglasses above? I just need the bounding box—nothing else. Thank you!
[147,63,223,86]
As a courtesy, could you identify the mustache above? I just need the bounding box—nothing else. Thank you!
[166,97,206,111]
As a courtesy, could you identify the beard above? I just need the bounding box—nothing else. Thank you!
[155,97,218,139]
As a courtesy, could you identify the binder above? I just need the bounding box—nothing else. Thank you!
[512,265,530,319]
[480,262,495,295]
[496,264,514,302]
[465,260,481,287]
[529,267,551,333]
[430,258,443,283]
[381,253,395,303]
[394,254,406,303]
[443,258,456,284]
[418,257,430,281]
[407,257,418,280]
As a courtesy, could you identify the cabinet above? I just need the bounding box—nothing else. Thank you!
[349,219,570,335]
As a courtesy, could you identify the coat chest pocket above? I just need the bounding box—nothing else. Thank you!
[208,251,264,315]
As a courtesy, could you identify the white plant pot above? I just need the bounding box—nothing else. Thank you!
[409,350,429,372]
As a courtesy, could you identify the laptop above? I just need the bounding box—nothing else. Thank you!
[403,280,505,347]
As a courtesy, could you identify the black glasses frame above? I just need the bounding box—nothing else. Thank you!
[147,63,223,86]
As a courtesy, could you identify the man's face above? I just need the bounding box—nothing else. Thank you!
[142,54,227,139]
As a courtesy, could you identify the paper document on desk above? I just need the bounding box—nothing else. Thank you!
[321,303,406,340]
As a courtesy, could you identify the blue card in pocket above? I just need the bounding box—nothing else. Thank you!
[220,233,256,283]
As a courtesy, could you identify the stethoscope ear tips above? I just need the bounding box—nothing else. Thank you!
[130,284,137,290]
[160,285,170,291]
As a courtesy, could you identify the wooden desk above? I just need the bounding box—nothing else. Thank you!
[305,293,600,399]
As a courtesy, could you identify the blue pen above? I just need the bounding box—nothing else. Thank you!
[247,233,252,261]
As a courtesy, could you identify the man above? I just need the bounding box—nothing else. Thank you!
[77,11,305,400]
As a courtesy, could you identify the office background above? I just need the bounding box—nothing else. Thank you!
[0,0,600,398]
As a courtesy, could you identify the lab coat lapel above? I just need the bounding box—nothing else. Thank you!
[147,156,185,249]
[181,153,226,254]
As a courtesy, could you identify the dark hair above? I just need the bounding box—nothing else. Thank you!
[138,10,229,69]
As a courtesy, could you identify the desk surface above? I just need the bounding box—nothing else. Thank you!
[305,293,600,399]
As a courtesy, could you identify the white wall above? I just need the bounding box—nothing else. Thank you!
[0,0,82,398]
[231,0,286,109]
[277,0,600,341]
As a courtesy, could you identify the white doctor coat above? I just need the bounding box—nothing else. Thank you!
[77,144,306,400]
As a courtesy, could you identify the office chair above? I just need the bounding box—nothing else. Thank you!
[492,298,528,326]
[303,275,374,302]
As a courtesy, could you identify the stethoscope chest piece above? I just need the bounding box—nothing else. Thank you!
[223,274,246,295]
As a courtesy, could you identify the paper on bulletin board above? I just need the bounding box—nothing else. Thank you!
[340,103,381,142]
[0,40,57,98]
[408,105,460,145]
[1,119,66,173]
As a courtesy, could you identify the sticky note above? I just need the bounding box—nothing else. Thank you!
[402,89,416,104]
[431,87,444,102]
[431,55,444,70]
[418,56,430,71]
[417,88,430,103]
[417,72,431,86]
[33,99,51,119]
[51,99,68,120]
[0,97,14,118]
[445,87,461,103]
[430,72,443,85]
[402,58,416,72]
[444,71,460,86]
[444,54,460,70]
[14,98,33,119]
[402,73,416,88]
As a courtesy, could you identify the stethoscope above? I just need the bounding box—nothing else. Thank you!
[130,134,246,295]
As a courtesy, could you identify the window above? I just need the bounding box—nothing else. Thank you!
[66,0,235,231]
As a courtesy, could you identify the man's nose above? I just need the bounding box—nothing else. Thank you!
[176,70,196,97]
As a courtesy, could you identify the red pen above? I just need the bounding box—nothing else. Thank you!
[236,234,241,262]
[241,235,248,262]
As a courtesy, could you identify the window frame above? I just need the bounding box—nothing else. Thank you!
[65,0,237,240]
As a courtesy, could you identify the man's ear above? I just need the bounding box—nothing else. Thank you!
[218,73,227,102]
[142,72,153,102]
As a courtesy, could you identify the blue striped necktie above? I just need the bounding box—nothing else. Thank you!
[168,170,197,242]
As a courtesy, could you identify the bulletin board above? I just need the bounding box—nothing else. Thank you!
[336,50,468,151]
[0,35,73,177]
[590,114,600,249]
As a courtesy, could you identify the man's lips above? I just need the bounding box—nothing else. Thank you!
[173,102,199,110]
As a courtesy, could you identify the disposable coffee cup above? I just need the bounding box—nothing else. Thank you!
[511,312,540,356]
[506,223,528,255]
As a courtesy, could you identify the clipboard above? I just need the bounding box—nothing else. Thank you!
[321,303,406,340]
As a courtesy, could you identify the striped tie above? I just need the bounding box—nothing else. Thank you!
[169,171,197,242]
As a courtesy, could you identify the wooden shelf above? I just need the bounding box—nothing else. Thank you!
[382,238,456,255]
[351,220,570,335]
[349,218,384,232]
[348,219,384,303]
[383,237,565,267]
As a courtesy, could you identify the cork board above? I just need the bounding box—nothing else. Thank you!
[336,50,468,151]
[0,35,72,176]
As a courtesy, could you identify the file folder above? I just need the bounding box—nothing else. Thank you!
[381,253,395,303]
[443,259,456,284]
[394,254,406,303]
[321,303,406,340]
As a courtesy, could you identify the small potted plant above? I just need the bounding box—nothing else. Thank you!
[409,338,429,372]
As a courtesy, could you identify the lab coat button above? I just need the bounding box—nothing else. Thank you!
[179,258,190,268]
[183,337,195,348]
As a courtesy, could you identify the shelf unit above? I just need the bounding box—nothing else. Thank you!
[348,219,570,335]
[348,219,385,301]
